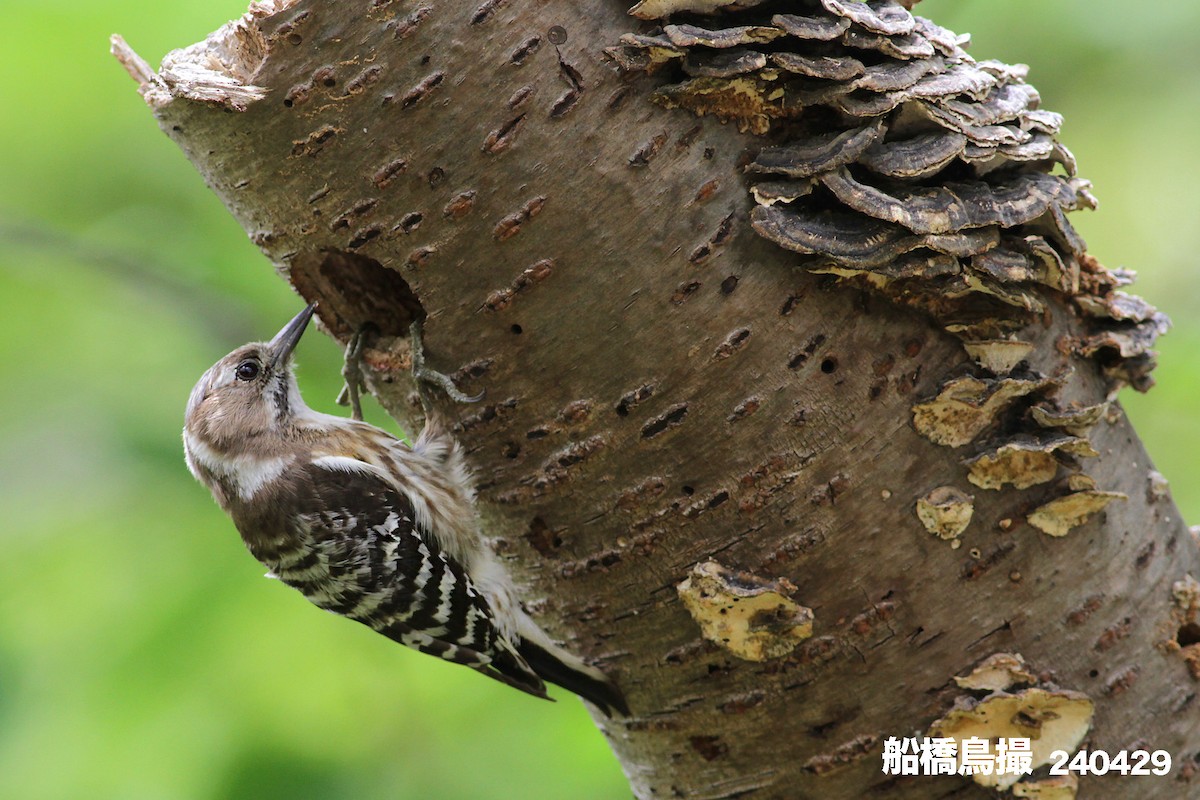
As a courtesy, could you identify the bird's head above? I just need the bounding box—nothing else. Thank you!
[184,303,317,454]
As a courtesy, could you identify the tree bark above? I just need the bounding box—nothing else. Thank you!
[115,1,1200,797]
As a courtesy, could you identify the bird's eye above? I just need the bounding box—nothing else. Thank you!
[235,360,261,381]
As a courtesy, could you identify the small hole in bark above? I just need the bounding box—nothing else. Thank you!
[615,384,655,417]
[283,98,294,107]
[371,158,408,188]
[511,324,523,335]
[526,516,562,557]
[402,71,445,108]
[398,212,423,233]
[688,244,712,265]
[510,36,541,65]
[290,249,424,338]
[348,226,382,248]
[287,33,302,45]
[1179,623,1200,647]
[420,54,431,65]
[682,485,695,496]
[550,90,580,118]
[484,115,527,154]
[641,404,688,439]
[508,85,534,109]
[428,167,446,188]
[720,275,739,295]
[1088,669,1099,678]
[311,68,336,90]
[322,77,336,87]
[670,281,701,305]
[471,0,503,24]
[821,357,838,374]
[503,442,520,459]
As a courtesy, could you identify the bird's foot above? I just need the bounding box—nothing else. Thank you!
[409,319,484,413]
[335,322,377,421]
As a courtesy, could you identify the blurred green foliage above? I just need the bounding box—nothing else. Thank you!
[0,1,1196,798]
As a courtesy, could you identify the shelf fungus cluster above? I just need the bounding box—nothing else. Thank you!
[612,0,1164,539]
[934,653,1094,797]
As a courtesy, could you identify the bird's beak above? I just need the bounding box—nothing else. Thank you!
[268,303,317,369]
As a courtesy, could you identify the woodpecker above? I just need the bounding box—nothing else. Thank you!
[183,304,628,717]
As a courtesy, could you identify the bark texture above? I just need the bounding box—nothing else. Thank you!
[116,1,1200,797]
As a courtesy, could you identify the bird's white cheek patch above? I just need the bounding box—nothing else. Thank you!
[184,434,289,500]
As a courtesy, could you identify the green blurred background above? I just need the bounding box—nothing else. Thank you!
[0,1,1196,798]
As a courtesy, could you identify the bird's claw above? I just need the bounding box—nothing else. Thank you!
[410,320,485,410]
[336,322,376,421]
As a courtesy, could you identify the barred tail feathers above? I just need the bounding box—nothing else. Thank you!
[517,636,630,718]
[413,419,627,715]
[479,637,553,702]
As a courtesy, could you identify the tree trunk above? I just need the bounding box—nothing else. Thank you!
[114,1,1200,797]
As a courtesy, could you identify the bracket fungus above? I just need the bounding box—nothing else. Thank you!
[1030,402,1109,436]
[962,339,1035,375]
[677,559,814,661]
[1027,485,1127,537]
[963,435,1098,491]
[915,485,973,545]
[614,0,1168,510]
[1011,774,1079,799]
[929,688,1094,791]
[911,374,1053,449]
[953,652,1037,693]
